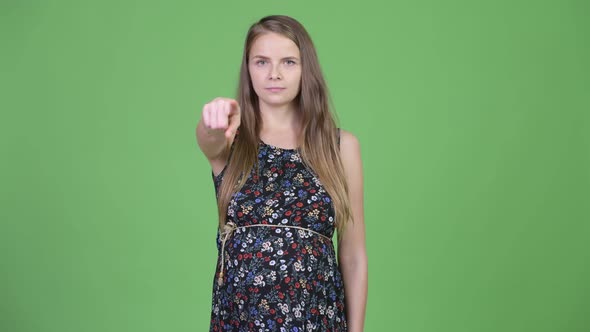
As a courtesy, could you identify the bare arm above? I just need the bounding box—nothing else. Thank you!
[338,129,368,332]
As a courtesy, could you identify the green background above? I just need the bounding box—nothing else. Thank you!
[1,0,588,331]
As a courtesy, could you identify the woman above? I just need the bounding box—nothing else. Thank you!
[196,15,368,332]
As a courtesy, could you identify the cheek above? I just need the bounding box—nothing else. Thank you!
[249,71,264,88]
[293,69,302,83]
[291,71,302,88]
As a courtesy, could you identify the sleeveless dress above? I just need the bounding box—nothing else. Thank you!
[209,129,347,332]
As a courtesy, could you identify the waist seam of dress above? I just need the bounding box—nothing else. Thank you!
[217,221,332,286]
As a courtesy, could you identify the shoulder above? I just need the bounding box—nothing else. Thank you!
[338,128,361,156]
[338,128,362,172]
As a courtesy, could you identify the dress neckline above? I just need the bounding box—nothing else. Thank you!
[259,140,299,152]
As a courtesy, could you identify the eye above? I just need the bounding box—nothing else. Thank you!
[255,60,267,65]
[285,60,296,65]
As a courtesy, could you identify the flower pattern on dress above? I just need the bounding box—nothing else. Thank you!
[209,130,347,332]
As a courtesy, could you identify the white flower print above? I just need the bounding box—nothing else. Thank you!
[253,275,265,286]
[210,133,347,331]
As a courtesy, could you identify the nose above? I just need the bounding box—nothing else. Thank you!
[268,64,281,80]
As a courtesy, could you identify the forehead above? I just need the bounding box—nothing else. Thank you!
[249,32,300,58]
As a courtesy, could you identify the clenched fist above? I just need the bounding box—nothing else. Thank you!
[201,97,241,139]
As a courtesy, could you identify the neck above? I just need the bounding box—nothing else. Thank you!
[259,101,301,133]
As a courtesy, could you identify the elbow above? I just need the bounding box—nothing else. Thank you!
[339,249,368,271]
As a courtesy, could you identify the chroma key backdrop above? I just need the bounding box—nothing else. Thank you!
[1,1,588,331]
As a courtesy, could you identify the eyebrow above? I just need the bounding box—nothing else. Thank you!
[251,55,299,61]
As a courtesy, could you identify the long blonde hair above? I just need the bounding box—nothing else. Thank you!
[216,15,353,239]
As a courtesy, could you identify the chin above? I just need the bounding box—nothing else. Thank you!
[260,96,296,106]
[261,100,290,107]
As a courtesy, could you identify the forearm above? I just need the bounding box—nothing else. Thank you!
[196,119,227,160]
[340,254,368,332]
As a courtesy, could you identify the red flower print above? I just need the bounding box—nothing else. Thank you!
[210,132,347,330]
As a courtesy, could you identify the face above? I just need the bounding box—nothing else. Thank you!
[248,32,302,109]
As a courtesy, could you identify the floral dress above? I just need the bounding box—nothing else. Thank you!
[209,129,347,332]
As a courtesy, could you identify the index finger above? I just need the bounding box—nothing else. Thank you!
[228,99,240,113]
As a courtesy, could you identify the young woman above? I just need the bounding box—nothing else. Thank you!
[196,15,367,332]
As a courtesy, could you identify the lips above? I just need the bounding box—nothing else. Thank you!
[266,87,285,92]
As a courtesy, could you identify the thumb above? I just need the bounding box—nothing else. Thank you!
[225,118,240,137]
[225,127,236,139]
